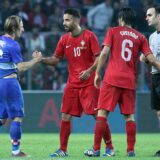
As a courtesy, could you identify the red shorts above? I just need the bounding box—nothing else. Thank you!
[98,82,135,114]
[61,84,99,117]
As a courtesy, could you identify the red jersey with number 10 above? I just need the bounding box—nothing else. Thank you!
[54,29,100,88]
[103,26,151,89]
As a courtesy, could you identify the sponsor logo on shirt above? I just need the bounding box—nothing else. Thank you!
[66,45,71,48]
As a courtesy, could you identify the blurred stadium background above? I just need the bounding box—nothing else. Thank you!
[0,0,159,141]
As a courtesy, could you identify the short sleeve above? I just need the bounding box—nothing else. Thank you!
[54,37,65,59]
[10,42,23,63]
[90,32,101,56]
[102,28,113,48]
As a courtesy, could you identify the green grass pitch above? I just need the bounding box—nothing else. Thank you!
[0,133,159,160]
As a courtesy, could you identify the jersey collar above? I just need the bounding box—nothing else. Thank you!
[71,29,83,37]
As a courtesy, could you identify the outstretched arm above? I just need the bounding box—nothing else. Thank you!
[17,51,42,72]
[41,56,60,66]
[94,46,110,88]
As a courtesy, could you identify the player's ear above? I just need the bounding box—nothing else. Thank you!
[74,17,80,24]
[118,18,122,25]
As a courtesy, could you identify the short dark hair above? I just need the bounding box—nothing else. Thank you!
[118,7,136,26]
[148,4,160,14]
[4,15,22,35]
[64,8,81,19]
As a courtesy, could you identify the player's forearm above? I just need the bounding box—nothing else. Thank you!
[17,59,38,72]
[96,53,107,75]
[87,56,99,74]
[96,46,110,75]
[41,56,59,66]
[147,54,160,70]
[151,60,160,70]
[140,54,149,63]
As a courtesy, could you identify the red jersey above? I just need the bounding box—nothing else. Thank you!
[103,26,151,89]
[54,29,100,88]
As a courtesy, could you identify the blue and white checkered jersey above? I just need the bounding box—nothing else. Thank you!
[0,36,23,78]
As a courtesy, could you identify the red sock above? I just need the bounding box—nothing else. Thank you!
[126,121,136,152]
[94,116,107,151]
[60,120,71,152]
[103,121,113,149]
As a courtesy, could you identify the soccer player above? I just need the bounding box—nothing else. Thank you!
[140,4,160,157]
[84,7,160,157]
[0,15,42,157]
[42,8,114,157]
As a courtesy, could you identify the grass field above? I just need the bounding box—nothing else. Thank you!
[0,133,159,160]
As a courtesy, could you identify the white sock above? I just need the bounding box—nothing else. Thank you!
[12,149,20,155]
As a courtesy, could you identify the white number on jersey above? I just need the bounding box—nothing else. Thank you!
[0,49,4,58]
[74,47,81,57]
[121,39,133,61]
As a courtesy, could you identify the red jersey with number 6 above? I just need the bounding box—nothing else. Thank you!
[103,26,151,89]
[54,29,100,88]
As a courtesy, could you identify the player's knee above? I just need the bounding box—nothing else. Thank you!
[97,109,107,117]
[12,117,23,122]
[124,114,135,122]
[61,113,72,121]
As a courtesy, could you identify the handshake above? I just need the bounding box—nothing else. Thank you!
[32,51,43,62]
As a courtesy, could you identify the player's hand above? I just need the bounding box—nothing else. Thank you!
[94,74,101,88]
[140,54,149,64]
[32,51,39,58]
[79,70,90,80]
[32,51,42,62]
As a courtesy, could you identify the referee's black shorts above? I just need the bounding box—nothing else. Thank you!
[151,73,160,111]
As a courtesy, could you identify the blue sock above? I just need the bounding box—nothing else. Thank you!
[10,121,22,152]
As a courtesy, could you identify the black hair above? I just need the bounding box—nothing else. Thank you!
[64,8,81,19]
[118,7,136,26]
[148,4,160,14]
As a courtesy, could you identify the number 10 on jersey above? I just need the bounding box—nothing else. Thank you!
[74,47,81,57]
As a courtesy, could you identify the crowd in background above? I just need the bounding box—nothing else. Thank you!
[0,0,159,90]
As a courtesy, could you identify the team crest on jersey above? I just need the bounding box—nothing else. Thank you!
[80,40,87,49]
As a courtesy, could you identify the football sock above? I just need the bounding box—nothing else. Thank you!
[60,120,71,152]
[10,121,21,154]
[103,121,113,149]
[126,121,136,152]
[94,116,107,151]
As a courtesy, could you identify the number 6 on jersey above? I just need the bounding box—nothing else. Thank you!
[121,39,133,61]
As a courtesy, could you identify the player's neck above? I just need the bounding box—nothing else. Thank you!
[155,23,160,32]
[123,24,132,28]
[4,34,15,39]
[71,26,82,37]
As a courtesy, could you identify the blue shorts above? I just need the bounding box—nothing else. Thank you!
[0,78,24,119]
